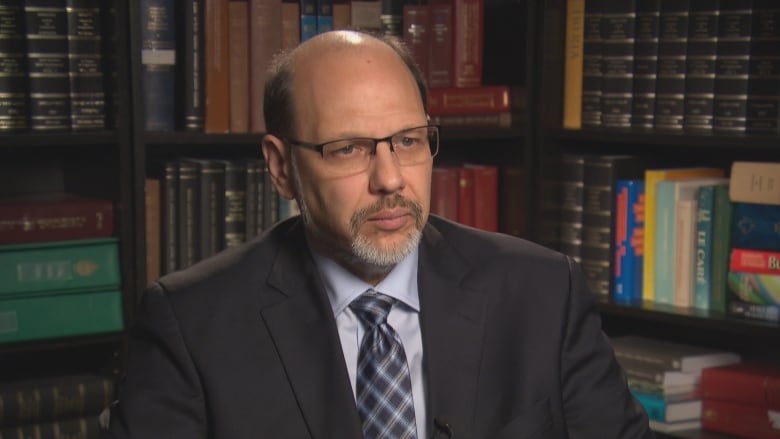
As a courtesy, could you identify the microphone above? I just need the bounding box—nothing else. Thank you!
[431,417,453,438]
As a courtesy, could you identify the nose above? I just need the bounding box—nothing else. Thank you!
[368,140,405,194]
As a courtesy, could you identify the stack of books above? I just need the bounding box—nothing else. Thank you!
[701,362,780,438]
[609,335,741,433]
[0,374,114,438]
[0,193,123,343]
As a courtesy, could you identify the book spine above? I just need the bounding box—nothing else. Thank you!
[0,200,114,245]
[729,161,780,205]
[205,0,230,133]
[430,167,458,222]
[349,0,381,32]
[653,180,676,305]
[538,154,585,262]
[451,0,483,88]
[730,248,780,273]
[469,164,497,231]
[581,157,620,298]
[195,160,226,259]
[682,0,719,132]
[379,0,401,37]
[499,165,527,238]
[427,85,511,115]
[653,0,689,131]
[224,160,247,247]
[746,0,780,134]
[244,159,259,241]
[177,0,205,130]
[614,180,644,304]
[702,399,780,437]
[176,160,199,268]
[300,0,317,41]
[228,0,249,133]
[581,0,602,128]
[66,0,105,131]
[631,0,660,130]
[429,112,512,127]
[140,0,176,132]
[673,198,697,307]
[317,0,334,33]
[710,184,732,312]
[25,0,71,132]
[727,297,780,322]
[727,270,780,307]
[0,238,121,295]
[248,0,282,133]
[701,364,780,405]
[427,0,452,87]
[456,167,474,227]
[403,4,430,83]
[563,0,585,130]
[144,178,161,284]
[713,0,753,133]
[281,0,300,49]
[599,0,635,129]
[263,172,279,229]
[255,161,266,235]
[731,202,780,250]
[0,416,101,438]
[332,0,350,29]
[693,185,715,310]
[631,392,670,423]
[0,376,113,427]
[161,161,178,274]
[0,0,29,132]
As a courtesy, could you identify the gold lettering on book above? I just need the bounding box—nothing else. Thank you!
[16,261,72,282]
[16,389,41,423]
[53,384,86,414]
[75,260,99,277]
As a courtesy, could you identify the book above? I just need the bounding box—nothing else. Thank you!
[349,0,381,31]
[562,0,584,130]
[0,289,123,343]
[176,159,199,268]
[25,0,71,132]
[599,0,635,129]
[0,238,121,296]
[673,198,698,307]
[379,0,401,37]
[281,0,301,49]
[730,248,780,274]
[746,0,780,134]
[161,161,178,274]
[452,0,483,88]
[402,3,430,82]
[682,0,719,132]
[580,0,602,128]
[632,391,702,423]
[693,183,729,310]
[140,0,176,132]
[729,161,780,206]
[0,0,29,132]
[175,0,205,130]
[628,379,700,401]
[228,0,250,133]
[653,0,689,131]
[642,167,725,302]
[648,419,701,433]
[701,362,780,407]
[300,0,318,40]
[248,0,281,133]
[613,180,644,304]
[713,0,753,133]
[464,163,497,232]
[456,167,474,227]
[710,184,733,312]
[144,178,161,284]
[187,159,227,260]
[609,335,741,373]
[66,0,106,131]
[727,270,780,309]
[224,160,248,247]
[654,177,729,305]
[0,415,101,438]
[427,86,511,116]
[205,0,230,133]
[317,0,334,33]
[332,0,350,29]
[430,112,513,127]
[538,154,585,262]
[0,374,113,427]
[631,0,660,130]
[427,0,452,88]
[430,167,458,222]
[702,399,780,438]
[620,358,701,388]
[0,194,114,245]
[499,165,527,238]
[732,202,780,250]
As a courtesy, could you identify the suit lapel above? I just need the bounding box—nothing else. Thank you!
[418,222,486,438]
[259,222,363,439]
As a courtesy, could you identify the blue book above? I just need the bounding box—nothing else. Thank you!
[316,0,333,33]
[614,180,645,304]
[140,0,176,131]
[632,391,702,423]
[300,0,317,41]
[732,202,780,251]
[693,184,726,310]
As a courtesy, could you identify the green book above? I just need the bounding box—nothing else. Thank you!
[0,289,123,343]
[0,238,120,296]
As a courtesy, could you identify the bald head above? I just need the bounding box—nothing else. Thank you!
[263,30,428,138]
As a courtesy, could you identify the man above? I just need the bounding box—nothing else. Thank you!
[106,30,654,438]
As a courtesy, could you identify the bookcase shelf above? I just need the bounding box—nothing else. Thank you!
[0,132,120,148]
[547,128,780,150]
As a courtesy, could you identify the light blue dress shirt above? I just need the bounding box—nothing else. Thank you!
[310,247,427,439]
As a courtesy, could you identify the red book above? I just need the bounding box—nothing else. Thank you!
[249,0,282,133]
[701,362,780,409]
[730,248,780,274]
[0,194,114,245]
[427,85,511,116]
[457,167,474,226]
[205,0,231,133]
[431,167,458,221]
[402,4,430,81]
[427,0,453,88]
[465,163,497,231]
[702,399,780,439]
[452,0,483,87]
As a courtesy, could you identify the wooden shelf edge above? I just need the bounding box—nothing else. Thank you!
[546,128,780,149]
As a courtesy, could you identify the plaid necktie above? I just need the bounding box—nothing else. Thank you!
[350,291,418,439]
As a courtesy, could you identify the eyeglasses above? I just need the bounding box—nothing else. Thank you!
[281,125,440,177]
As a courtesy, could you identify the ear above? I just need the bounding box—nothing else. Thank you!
[261,134,296,200]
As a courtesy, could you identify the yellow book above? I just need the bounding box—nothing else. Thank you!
[563,0,585,129]
[642,168,726,302]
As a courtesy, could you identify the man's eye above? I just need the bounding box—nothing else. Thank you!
[398,136,421,148]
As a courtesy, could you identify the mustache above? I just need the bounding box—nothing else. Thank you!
[350,194,424,234]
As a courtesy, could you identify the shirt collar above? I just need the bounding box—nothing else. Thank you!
[309,245,420,316]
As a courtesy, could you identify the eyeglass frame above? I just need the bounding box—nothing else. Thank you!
[279,124,440,163]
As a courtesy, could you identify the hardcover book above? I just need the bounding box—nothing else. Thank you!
[248,0,281,133]
[452,0,483,88]
[562,0,584,130]
[710,184,733,312]
[730,248,780,274]
[682,0,719,132]
[0,0,29,132]
[140,0,176,132]
[609,335,741,373]
[205,0,230,133]
[66,0,106,131]
[613,180,644,304]
[713,0,753,133]
[732,202,780,251]
[537,154,585,262]
[431,167,459,222]
[693,182,729,310]
[632,391,702,423]
[402,3,430,81]
[631,0,660,130]
[580,0,602,128]
[599,0,635,129]
[427,86,511,116]
[729,161,780,206]
[702,398,780,438]
[228,0,250,133]
[701,362,780,408]
[175,0,205,131]
[746,0,780,134]
[653,0,690,131]
[427,0,452,88]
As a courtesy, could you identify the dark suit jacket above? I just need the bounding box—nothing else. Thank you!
[107,216,654,438]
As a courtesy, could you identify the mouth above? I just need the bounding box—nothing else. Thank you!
[366,209,412,230]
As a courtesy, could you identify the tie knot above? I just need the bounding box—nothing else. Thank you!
[350,292,396,328]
